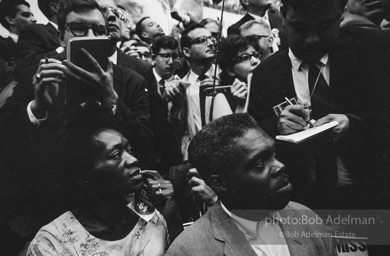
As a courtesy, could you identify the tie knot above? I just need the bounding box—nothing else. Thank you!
[159,79,165,86]
[198,74,208,81]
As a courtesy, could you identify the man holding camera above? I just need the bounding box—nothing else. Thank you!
[0,0,152,252]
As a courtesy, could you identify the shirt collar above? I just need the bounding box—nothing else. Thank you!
[288,48,329,71]
[48,21,58,30]
[153,68,162,83]
[9,32,18,43]
[248,10,269,23]
[109,50,118,65]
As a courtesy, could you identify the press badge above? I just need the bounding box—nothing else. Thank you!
[273,97,298,117]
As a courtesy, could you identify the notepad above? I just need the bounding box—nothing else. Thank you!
[275,121,339,144]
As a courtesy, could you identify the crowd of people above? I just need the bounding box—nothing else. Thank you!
[0,0,389,255]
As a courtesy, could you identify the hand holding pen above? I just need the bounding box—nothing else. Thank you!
[277,97,315,135]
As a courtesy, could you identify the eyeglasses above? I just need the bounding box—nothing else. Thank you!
[64,22,109,37]
[157,53,180,60]
[190,35,216,45]
[137,52,151,59]
[233,51,261,64]
[101,6,126,21]
[244,34,270,41]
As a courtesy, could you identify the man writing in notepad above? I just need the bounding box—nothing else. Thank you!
[248,0,390,209]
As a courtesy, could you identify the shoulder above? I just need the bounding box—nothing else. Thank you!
[166,210,214,255]
[113,64,146,85]
[27,211,83,255]
[253,49,289,76]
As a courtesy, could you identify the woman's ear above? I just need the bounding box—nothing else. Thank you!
[227,67,236,77]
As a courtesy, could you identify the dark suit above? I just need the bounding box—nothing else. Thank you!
[146,72,182,173]
[117,49,152,79]
[227,10,287,50]
[0,53,153,250]
[166,202,337,256]
[17,23,61,67]
[248,33,390,208]
[0,36,17,61]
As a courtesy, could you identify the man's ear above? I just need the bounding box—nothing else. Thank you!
[182,47,191,59]
[267,36,274,47]
[151,54,157,65]
[5,16,15,28]
[240,0,250,9]
[204,174,228,194]
[141,31,150,40]
[58,31,65,47]
[49,1,60,15]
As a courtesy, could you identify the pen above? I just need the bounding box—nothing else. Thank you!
[284,97,315,128]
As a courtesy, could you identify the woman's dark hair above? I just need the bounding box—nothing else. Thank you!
[218,34,260,83]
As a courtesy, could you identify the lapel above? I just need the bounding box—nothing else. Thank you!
[45,22,58,36]
[278,206,306,256]
[271,50,296,101]
[240,13,255,26]
[210,204,258,256]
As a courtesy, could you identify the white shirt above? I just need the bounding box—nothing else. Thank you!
[182,64,219,139]
[9,32,18,43]
[109,50,118,65]
[248,11,271,28]
[288,49,330,108]
[221,203,291,256]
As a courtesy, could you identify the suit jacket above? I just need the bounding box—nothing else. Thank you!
[227,11,287,50]
[146,72,182,172]
[0,36,17,60]
[166,202,337,256]
[248,32,390,207]
[17,23,61,69]
[117,49,152,79]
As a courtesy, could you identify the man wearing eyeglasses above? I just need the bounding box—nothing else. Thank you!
[0,0,153,251]
[240,19,273,61]
[146,35,183,173]
[179,23,219,160]
[95,0,152,80]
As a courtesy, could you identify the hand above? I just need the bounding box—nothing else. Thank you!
[142,170,174,206]
[277,105,310,135]
[200,77,220,88]
[162,80,185,102]
[314,114,350,140]
[63,48,118,105]
[230,78,247,105]
[31,58,67,118]
[188,168,218,206]
[121,45,139,58]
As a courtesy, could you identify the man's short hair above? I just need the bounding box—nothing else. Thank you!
[151,35,178,54]
[57,0,103,33]
[281,0,345,14]
[200,18,220,27]
[38,0,60,19]
[240,19,271,35]
[135,16,150,42]
[0,0,31,29]
[218,34,260,73]
[188,114,261,179]
[180,23,205,50]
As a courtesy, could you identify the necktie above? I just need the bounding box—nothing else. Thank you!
[159,79,165,96]
[308,63,333,119]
